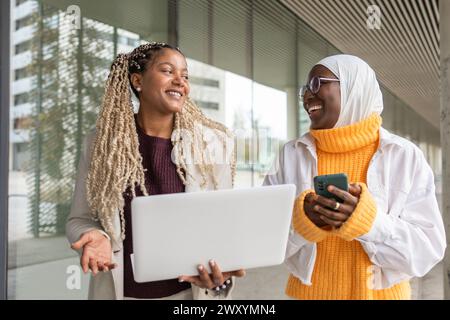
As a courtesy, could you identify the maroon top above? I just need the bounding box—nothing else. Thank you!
[122,119,191,299]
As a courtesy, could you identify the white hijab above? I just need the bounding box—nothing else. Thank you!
[315,54,383,128]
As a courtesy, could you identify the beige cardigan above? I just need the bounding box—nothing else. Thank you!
[66,127,235,300]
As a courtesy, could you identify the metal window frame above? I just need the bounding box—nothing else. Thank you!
[168,0,178,47]
[0,0,11,301]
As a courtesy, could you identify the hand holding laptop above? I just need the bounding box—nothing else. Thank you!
[178,259,245,290]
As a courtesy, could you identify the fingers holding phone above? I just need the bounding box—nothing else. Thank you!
[303,191,349,228]
[303,192,329,228]
[305,174,362,228]
[319,183,362,227]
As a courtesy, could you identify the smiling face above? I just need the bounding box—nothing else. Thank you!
[303,65,341,130]
[130,48,190,115]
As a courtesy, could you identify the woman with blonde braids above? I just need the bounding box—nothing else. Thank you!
[66,42,245,300]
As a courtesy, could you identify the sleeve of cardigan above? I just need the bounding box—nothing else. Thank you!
[66,131,107,248]
[333,183,377,241]
[292,189,331,243]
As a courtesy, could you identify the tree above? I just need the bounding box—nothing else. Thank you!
[27,0,111,237]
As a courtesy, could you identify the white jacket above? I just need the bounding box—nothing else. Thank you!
[66,127,235,299]
[263,127,446,289]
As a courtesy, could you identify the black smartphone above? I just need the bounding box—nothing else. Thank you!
[313,173,349,203]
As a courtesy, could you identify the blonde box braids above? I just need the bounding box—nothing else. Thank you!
[86,42,235,241]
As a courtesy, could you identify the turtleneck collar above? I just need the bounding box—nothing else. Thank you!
[310,113,382,153]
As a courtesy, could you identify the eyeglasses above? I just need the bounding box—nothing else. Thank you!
[299,76,340,101]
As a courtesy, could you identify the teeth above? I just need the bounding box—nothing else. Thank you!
[167,91,182,97]
[308,105,322,113]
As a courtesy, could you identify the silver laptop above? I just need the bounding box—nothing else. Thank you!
[131,184,296,282]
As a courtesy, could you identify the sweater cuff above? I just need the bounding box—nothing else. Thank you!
[292,189,330,243]
[334,183,377,241]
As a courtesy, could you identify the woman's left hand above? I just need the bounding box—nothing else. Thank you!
[178,260,245,290]
[312,183,362,228]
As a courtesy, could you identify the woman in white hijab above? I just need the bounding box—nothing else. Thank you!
[264,54,446,300]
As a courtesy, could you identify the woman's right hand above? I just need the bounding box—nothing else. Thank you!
[303,192,328,228]
[71,230,116,275]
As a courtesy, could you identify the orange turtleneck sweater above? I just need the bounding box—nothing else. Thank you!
[285,113,411,300]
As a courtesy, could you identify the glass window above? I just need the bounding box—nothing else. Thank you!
[194,100,220,110]
[15,14,34,30]
[14,40,31,55]
[297,23,332,136]
[13,117,32,130]
[14,93,30,106]
[14,67,32,81]
[15,0,28,6]
[8,0,168,300]
[12,143,30,171]
[189,76,220,88]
